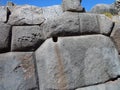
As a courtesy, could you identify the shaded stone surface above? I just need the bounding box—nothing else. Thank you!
[62,0,84,12]
[35,35,120,90]
[11,26,45,51]
[76,79,120,90]
[0,52,38,90]
[42,5,63,20]
[0,6,8,22]
[0,22,11,52]
[8,5,45,25]
[111,26,120,54]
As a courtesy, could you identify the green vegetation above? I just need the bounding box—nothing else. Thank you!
[103,12,113,18]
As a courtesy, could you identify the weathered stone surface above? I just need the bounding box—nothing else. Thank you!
[42,5,63,20]
[76,79,120,90]
[43,12,80,38]
[8,5,45,25]
[97,14,114,35]
[43,13,114,38]
[0,6,8,22]
[112,15,120,23]
[111,23,120,54]
[0,22,11,52]
[11,26,45,51]
[90,4,118,14]
[62,0,84,12]
[0,52,38,90]
[79,13,99,34]
[35,35,120,90]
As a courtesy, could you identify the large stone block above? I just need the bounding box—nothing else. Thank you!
[11,26,45,51]
[43,13,114,38]
[0,6,8,22]
[0,22,11,52]
[42,5,63,20]
[62,0,84,12]
[76,79,120,90]
[43,12,80,38]
[0,52,38,90]
[8,5,45,25]
[35,35,120,90]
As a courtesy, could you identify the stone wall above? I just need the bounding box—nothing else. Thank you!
[1,1,120,90]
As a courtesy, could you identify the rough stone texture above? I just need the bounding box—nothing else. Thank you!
[0,6,8,22]
[35,35,120,90]
[76,79,120,90]
[43,13,114,38]
[0,52,38,90]
[79,13,99,34]
[97,14,114,35]
[8,5,45,25]
[112,15,120,23]
[11,26,45,51]
[90,4,118,14]
[0,22,11,52]
[42,5,63,20]
[43,12,80,38]
[111,23,120,54]
[62,0,84,12]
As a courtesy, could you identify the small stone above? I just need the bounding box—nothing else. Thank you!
[62,0,84,12]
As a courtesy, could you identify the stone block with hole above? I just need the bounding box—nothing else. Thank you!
[35,35,120,90]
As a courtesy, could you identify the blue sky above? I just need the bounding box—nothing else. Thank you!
[1,0,115,11]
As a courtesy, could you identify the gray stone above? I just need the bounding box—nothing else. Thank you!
[0,6,8,22]
[8,5,45,25]
[62,0,84,12]
[90,4,118,14]
[97,14,114,35]
[0,52,38,90]
[76,79,120,90]
[43,12,80,38]
[111,23,120,54]
[79,13,99,34]
[43,13,114,38]
[35,35,120,90]
[0,22,11,52]
[11,26,45,51]
[42,5,63,20]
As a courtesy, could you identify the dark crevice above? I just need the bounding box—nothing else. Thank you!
[9,25,12,52]
[52,36,58,42]
[109,22,115,36]
[75,75,120,90]
[5,7,11,23]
